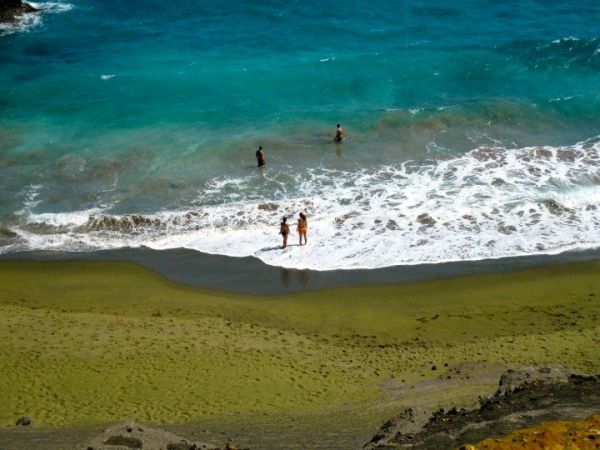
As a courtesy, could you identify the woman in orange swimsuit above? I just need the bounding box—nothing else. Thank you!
[297,212,308,245]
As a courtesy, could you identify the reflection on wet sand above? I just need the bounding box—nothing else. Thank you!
[280,268,310,287]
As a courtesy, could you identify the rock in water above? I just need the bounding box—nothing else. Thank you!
[0,0,38,24]
[416,213,436,227]
[2,0,23,10]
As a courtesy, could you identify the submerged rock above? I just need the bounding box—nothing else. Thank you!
[416,213,436,227]
[386,219,399,230]
[541,199,573,215]
[0,226,17,237]
[257,202,278,211]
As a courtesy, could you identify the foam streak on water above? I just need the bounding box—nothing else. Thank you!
[6,139,600,270]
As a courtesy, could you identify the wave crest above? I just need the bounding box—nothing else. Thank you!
[499,36,600,70]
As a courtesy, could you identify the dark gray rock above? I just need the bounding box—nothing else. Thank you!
[103,435,142,448]
[416,213,436,227]
[0,0,38,24]
[86,422,217,450]
[365,367,600,449]
[15,416,31,426]
[167,443,198,450]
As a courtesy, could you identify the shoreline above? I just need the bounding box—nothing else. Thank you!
[2,247,600,294]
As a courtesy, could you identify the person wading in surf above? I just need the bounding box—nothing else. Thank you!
[280,217,290,248]
[297,212,308,245]
[334,124,344,143]
[256,145,266,167]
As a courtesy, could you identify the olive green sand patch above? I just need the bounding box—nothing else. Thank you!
[0,260,598,428]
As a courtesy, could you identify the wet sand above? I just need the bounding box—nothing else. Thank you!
[0,258,598,449]
[2,247,600,294]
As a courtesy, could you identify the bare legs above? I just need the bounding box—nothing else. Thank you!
[299,232,307,245]
[282,233,288,249]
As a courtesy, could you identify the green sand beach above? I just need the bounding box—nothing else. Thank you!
[0,260,599,448]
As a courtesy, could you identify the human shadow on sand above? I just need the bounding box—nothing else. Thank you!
[257,244,301,253]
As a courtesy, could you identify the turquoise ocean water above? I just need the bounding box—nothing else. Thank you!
[1,0,600,269]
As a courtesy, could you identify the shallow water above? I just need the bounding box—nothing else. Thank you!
[1,0,600,269]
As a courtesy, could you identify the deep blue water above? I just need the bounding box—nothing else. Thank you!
[1,0,600,269]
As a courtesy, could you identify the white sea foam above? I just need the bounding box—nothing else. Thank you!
[101,74,115,80]
[0,1,73,36]
[549,96,575,103]
[28,1,73,13]
[552,36,580,44]
[6,139,600,270]
[27,208,104,228]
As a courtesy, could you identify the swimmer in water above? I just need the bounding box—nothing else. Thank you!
[297,212,308,245]
[256,145,266,167]
[334,124,344,143]
[280,216,290,248]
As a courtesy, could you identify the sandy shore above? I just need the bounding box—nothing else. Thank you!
[3,247,600,294]
[0,259,598,449]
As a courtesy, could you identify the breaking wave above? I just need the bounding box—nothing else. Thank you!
[4,137,600,270]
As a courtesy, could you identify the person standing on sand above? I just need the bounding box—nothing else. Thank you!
[297,212,308,245]
[256,145,266,167]
[334,124,344,143]
[280,217,290,248]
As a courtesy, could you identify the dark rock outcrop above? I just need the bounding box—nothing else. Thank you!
[85,422,232,450]
[0,0,38,25]
[365,366,600,450]
[103,435,143,448]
